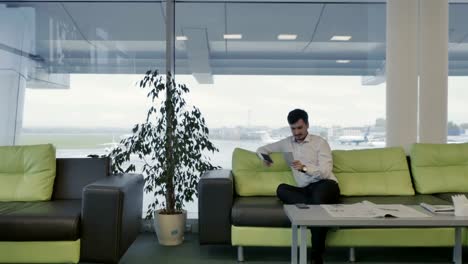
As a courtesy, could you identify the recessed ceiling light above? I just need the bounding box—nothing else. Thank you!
[331,35,352,41]
[176,36,188,41]
[224,34,242,40]
[336,60,351,64]
[277,34,297,40]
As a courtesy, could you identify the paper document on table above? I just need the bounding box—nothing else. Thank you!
[420,203,454,214]
[321,203,379,218]
[321,201,430,218]
[374,204,430,218]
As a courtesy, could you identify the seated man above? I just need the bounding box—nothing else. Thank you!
[256,109,340,264]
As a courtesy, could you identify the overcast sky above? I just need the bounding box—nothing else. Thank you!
[22,74,468,129]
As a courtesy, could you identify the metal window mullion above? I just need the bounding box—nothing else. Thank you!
[166,0,175,76]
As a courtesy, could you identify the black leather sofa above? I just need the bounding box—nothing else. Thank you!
[198,169,461,262]
[198,169,233,245]
[0,157,144,264]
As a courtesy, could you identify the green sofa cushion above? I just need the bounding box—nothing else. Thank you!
[0,144,56,201]
[231,226,459,247]
[332,147,415,196]
[410,143,468,194]
[0,240,80,263]
[232,148,295,196]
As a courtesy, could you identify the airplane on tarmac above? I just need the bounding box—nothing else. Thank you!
[337,127,370,145]
[254,131,282,144]
[98,134,132,152]
[258,131,278,144]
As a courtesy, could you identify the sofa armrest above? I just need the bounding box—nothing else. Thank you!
[80,173,144,263]
[198,169,234,244]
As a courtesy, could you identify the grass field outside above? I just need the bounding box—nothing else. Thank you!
[17,133,116,149]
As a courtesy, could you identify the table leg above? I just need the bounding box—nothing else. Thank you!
[453,227,462,264]
[300,226,307,264]
[292,225,297,264]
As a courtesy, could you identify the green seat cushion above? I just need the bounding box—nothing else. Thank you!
[232,148,295,196]
[232,226,458,247]
[0,144,56,201]
[333,147,415,196]
[410,143,468,194]
[0,240,80,263]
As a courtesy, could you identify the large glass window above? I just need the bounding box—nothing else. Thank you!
[0,1,166,155]
[21,74,150,157]
[1,1,167,218]
[3,1,387,218]
[175,2,387,169]
[448,3,468,143]
[175,1,386,216]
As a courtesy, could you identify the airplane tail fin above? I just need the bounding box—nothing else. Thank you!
[364,126,371,141]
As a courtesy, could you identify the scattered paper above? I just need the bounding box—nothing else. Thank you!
[321,201,430,218]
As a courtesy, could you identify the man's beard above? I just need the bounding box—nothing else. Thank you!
[295,135,305,141]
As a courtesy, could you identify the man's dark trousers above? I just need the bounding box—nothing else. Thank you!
[277,179,340,261]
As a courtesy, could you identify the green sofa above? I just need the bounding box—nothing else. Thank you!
[198,143,468,261]
[0,144,144,263]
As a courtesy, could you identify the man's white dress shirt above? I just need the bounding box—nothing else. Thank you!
[257,134,338,187]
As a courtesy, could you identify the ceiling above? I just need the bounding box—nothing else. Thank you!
[1,1,468,86]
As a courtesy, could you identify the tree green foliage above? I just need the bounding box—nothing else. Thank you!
[109,71,219,217]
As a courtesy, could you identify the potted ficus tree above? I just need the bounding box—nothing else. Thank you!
[108,70,219,245]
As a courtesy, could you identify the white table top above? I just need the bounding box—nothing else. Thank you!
[284,205,468,227]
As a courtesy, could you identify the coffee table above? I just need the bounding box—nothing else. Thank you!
[284,204,468,264]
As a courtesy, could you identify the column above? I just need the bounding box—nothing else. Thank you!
[386,0,419,151]
[418,0,449,143]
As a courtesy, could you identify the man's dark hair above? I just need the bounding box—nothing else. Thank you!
[287,109,308,125]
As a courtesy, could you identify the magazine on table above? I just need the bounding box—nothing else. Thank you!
[420,203,454,214]
[321,201,430,218]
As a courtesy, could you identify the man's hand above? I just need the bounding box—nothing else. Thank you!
[292,160,304,171]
